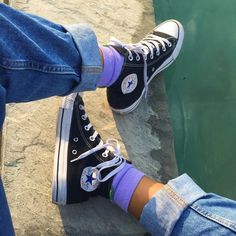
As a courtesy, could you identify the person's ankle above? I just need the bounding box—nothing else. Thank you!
[110,163,145,212]
[98,46,124,87]
[128,176,164,219]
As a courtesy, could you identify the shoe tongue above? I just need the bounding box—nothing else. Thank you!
[109,45,126,55]
[152,31,173,39]
[76,94,84,104]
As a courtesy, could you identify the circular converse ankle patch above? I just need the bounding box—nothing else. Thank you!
[80,167,100,192]
[121,74,138,94]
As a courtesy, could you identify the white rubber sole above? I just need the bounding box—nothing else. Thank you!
[111,20,184,114]
[52,93,77,205]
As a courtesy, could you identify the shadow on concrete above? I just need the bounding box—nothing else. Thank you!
[58,198,149,236]
[112,77,178,184]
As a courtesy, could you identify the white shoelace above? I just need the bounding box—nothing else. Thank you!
[109,35,172,97]
[71,139,126,182]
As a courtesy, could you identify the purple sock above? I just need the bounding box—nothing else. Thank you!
[98,46,124,87]
[110,163,145,212]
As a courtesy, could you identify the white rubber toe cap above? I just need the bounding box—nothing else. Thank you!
[154,19,184,60]
[154,19,184,39]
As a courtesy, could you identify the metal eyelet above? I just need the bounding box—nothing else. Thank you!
[102,152,108,158]
[73,137,79,142]
[162,47,166,52]
[79,104,84,110]
[89,136,95,141]
[168,42,172,47]
[136,55,140,61]
[84,125,90,131]
[81,115,87,120]
[72,149,77,155]
[128,55,133,61]
[150,54,154,60]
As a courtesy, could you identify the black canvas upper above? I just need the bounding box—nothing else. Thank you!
[66,95,121,203]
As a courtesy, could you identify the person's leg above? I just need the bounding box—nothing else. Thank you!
[0,85,6,130]
[139,174,236,236]
[0,4,184,129]
[0,3,102,130]
[0,4,184,233]
[0,3,102,233]
[128,176,164,219]
[53,94,236,236]
[0,178,14,236]
[0,3,102,101]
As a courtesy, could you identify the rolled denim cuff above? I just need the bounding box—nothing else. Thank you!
[64,24,102,92]
[140,174,206,236]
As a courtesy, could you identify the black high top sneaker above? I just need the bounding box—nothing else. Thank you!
[106,20,184,114]
[52,94,126,205]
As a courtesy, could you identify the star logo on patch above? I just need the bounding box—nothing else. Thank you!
[80,167,100,192]
[121,74,138,94]
[127,80,134,89]
[86,173,96,185]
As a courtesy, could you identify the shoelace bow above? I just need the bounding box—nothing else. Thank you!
[109,34,172,97]
[71,139,126,182]
[64,96,126,182]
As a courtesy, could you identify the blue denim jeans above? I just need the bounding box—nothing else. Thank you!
[0,3,102,130]
[0,3,236,236]
[140,174,236,235]
[0,3,102,235]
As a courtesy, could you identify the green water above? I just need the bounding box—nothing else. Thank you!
[153,0,236,199]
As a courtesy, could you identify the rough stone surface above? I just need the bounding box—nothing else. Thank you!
[1,0,178,235]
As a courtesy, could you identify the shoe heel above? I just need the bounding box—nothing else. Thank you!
[52,102,74,205]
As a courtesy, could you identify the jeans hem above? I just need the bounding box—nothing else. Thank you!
[64,24,102,91]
